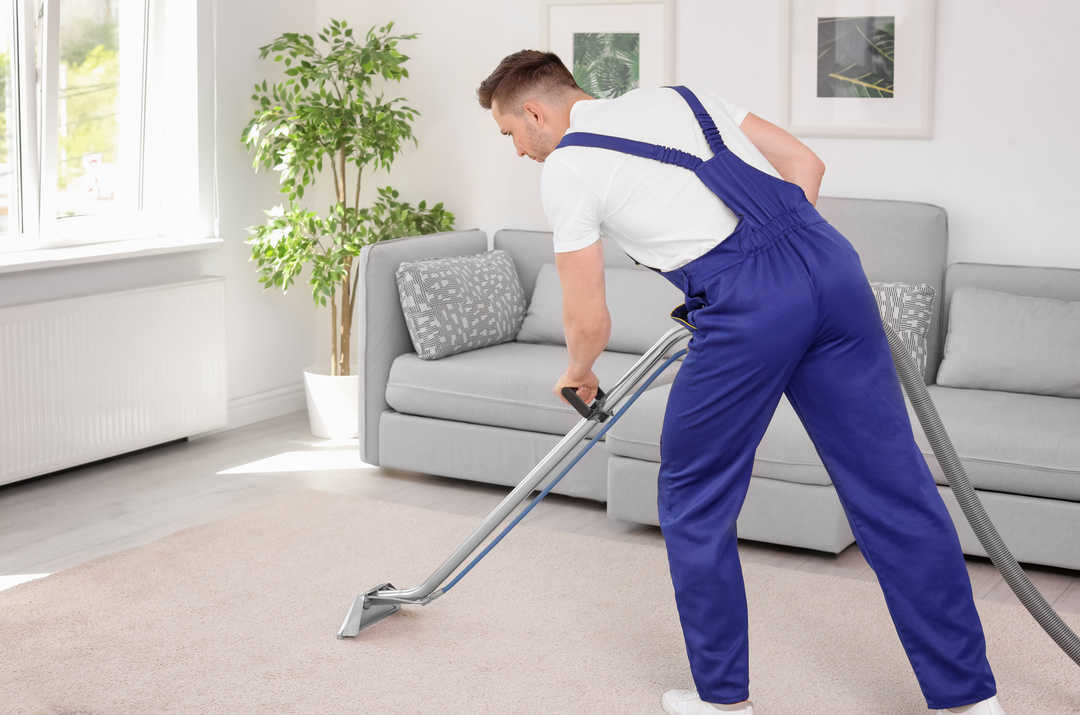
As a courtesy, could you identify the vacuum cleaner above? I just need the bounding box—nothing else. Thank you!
[336,318,1080,669]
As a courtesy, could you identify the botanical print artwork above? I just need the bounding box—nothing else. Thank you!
[816,15,895,98]
[572,32,640,98]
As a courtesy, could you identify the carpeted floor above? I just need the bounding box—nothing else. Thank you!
[1,488,1077,714]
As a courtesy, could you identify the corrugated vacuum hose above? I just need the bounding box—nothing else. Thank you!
[880,319,1080,667]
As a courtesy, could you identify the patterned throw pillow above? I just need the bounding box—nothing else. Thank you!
[395,249,526,360]
[868,280,937,376]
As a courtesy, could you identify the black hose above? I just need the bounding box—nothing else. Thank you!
[880,319,1080,667]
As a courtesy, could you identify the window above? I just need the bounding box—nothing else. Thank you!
[0,13,13,232]
[0,0,217,252]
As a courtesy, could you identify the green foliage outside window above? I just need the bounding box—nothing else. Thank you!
[58,43,118,193]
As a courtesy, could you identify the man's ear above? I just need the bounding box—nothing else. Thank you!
[521,99,544,126]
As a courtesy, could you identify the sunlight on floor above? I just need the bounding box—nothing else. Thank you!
[0,573,52,592]
[286,436,362,449]
[217,449,374,474]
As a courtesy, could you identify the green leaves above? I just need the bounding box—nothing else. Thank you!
[240,17,455,311]
[240,18,423,204]
[243,203,319,294]
[243,190,455,304]
[361,186,454,248]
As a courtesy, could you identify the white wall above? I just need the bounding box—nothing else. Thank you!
[211,0,321,424]
[312,0,1080,271]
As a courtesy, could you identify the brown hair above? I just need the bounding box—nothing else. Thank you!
[476,50,580,113]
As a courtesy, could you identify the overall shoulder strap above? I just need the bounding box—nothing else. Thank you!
[553,131,703,171]
[664,85,728,156]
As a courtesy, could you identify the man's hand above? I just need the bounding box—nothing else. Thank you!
[554,367,600,407]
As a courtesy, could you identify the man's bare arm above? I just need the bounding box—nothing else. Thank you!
[740,112,826,205]
[554,239,610,377]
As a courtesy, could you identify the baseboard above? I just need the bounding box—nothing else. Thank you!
[191,382,307,438]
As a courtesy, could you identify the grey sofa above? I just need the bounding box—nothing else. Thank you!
[355,196,1080,572]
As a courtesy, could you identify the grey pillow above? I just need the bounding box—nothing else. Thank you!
[515,263,686,356]
[935,286,1080,398]
[868,280,937,377]
[395,249,526,360]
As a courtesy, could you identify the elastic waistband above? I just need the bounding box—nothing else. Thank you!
[672,202,827,281]
[740,202,826,250]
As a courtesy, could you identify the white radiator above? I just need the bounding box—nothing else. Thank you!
[0,276,227,486]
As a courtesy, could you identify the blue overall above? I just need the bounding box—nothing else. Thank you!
[552,86,997,709]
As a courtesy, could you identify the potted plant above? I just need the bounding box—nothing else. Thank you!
[242,18,455,438]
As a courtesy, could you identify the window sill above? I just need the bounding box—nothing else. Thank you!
[0,236,225,275]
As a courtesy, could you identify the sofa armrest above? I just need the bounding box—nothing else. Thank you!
[355,228,488,464]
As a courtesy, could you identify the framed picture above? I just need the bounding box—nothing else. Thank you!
[784,0,937,138]
[540,0,675,99]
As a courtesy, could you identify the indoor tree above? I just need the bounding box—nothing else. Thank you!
[243,18,454,376]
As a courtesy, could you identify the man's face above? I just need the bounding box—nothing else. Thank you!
[492,99,553,163]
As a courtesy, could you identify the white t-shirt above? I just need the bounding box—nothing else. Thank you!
[540,85,782,271]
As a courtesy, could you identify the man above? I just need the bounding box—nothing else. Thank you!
[476,50,1004,715]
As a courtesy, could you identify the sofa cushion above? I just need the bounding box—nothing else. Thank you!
[908,386,1080,502]
[869,280,936,376]
[601,382,671,462]
[605,382,1080,501]
[385,341,680,437]
[515,263,686,357]
[395,249,526,360]
[605,384,834,487]
[936,286,1080,398]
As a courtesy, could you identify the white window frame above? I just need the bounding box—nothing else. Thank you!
[0,0,217,256]
[11,0,39,241]
[38,0,150,247]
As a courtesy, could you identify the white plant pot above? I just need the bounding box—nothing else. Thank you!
[303,363,361,439]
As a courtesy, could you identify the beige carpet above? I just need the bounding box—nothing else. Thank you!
[1,489,1078,714]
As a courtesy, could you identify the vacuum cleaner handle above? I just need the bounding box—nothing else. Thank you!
[561,385,607,420]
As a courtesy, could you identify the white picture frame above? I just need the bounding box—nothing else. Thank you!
[540,0,675,98]
[783,0,937,138]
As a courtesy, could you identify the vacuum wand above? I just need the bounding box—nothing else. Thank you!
[336,326,690,638]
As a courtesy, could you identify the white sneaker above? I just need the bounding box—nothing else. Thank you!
[661,689,754,714]
[934,694,1006,714]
